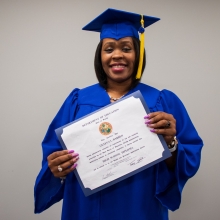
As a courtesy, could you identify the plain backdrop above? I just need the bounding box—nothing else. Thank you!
[0,0,219,219]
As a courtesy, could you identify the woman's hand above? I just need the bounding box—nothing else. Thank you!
[47,150,79,178]
[144,112,177,170]
[144,111,176,145]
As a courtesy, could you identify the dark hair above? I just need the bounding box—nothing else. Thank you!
[94,37,146,89]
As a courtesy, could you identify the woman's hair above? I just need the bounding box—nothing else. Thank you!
[94,37,146,89]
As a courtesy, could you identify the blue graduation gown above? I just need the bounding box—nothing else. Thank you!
[34,83,203,220]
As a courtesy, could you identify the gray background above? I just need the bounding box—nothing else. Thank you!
[0,0,219,219]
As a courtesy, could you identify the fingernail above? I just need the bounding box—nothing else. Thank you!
[68,149,74,153]
[72,163,77,169]
[72,153,79,157]
[73,156,79,162]
[145,120,151,124]
[144,114,150,119]
[150,129,155,132]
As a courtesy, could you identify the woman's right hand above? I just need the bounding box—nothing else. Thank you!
[47,150,79,178]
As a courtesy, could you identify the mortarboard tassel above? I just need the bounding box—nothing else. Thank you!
[136,15,145,79]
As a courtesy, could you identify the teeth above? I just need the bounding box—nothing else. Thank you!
[112,65,125,67]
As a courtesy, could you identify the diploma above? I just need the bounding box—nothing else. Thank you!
[55,91,171,196]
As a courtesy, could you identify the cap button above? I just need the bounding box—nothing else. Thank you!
[139,26,145,33]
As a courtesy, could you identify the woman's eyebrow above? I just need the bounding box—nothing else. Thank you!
[102,42,116,47]
[103,41,133,47]
[120,40,132,44]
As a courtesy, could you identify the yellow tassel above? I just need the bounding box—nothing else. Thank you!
[136,15,145,79]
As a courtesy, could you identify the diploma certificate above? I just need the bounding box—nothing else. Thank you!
[56,91,171,196]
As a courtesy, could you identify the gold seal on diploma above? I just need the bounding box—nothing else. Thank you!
[99,122,113,135]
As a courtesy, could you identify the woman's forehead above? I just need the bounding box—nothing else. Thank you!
[102,37,133,44]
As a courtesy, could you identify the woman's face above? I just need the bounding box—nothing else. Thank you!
[101,37,135,84]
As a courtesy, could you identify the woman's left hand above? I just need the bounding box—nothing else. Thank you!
[144,111,176,145]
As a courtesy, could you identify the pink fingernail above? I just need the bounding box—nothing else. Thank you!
[145,120,151,124]
[150,129,155,132]
[68,149,74,153]
[144,115,150,119]
[72,153,79,157]
[73,156,79,162]
[72,163,77,169]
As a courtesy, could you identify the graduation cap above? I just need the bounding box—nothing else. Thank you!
[83,8,160,79]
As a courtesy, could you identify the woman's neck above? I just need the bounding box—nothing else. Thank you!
[106,79,132,98]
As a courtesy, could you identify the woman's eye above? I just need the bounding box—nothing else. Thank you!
[104,48,113,53]
[122,48,131,52]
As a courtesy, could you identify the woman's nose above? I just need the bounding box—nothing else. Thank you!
[112,49,123,59]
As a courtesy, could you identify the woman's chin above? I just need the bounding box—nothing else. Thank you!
[108,76,132,84]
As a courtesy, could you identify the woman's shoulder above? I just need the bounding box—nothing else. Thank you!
[137,83,182,110]
[138,83,177,95]
[78,83,103,96]
[67,83,108,107]
[67,84,101,99]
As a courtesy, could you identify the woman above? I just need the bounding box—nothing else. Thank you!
[34,9,203,220]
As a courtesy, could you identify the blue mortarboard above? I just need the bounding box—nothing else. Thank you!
[82,8,160,79]
[82,8,160,40]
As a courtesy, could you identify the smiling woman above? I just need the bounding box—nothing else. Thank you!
[102,37,135,81]
[34,8,203,220]
[95,37,146,90]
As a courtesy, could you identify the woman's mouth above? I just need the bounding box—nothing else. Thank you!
[110,64,127,72]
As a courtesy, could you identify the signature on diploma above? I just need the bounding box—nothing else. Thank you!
[102,170,114,180]
[129,156,145,166]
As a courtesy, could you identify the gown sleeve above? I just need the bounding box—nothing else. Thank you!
[34,89,79,213]
[150,89,203,211]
